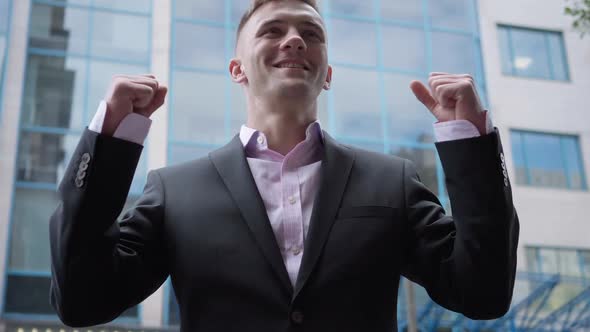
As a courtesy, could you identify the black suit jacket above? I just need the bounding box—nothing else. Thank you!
[49,128,519,331]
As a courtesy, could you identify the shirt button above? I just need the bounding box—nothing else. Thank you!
[288,196,296,205]
[257,136,265,145]
[292,246,302,256]
[291,310,304,324]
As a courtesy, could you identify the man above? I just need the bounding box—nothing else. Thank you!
[49,0,519,331]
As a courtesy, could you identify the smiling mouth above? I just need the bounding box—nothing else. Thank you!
[273,63,310,71]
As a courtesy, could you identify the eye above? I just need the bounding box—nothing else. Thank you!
[303,30,321,40]
[265,27,282,35]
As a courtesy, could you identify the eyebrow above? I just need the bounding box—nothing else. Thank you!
[257,19,325,34]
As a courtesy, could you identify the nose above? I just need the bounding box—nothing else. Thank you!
[280,29,307,52]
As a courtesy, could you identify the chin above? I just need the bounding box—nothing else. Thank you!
[273,82,316,99]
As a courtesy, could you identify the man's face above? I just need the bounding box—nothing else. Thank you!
[232,0,332,101]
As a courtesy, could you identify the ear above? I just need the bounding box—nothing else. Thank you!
[323,65,333,90]
[229,58,247,84]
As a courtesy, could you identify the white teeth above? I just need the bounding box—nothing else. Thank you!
[278,63,305,69]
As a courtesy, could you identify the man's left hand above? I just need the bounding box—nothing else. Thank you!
[410,72,487,135]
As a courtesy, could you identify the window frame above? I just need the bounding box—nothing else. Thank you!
[510,129,587,190]
[497,24,570,81]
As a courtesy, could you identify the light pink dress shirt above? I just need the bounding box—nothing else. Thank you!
[89,100,493,286]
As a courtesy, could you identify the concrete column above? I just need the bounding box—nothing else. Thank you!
[140,0,171,328]
[0,0,31,314]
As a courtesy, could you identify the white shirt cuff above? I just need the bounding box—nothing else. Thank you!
[88,100,152,145]
[433,111,494,142]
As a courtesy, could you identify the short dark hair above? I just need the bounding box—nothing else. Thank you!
[236,0,321,43]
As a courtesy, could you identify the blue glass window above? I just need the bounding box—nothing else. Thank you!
[332,67,381,140]
[380,1,423,23]
[526,247,590,278]
[329,0,374,18]
[381,26,426,72]
[4,0,151,319]
[429,0,473,31]
[330,18,377,67]
[511,130,587,190]
[498,25,569,81]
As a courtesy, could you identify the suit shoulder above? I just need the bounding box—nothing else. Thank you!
[152,155,215,181]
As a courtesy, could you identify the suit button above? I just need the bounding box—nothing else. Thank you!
[291,310,304,324]
[81,153,91,163]
[79,162,88,171]
[77,169,86,179]
[75,178,84,188]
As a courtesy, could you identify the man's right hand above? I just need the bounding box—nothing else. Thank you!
[102,74,168,137]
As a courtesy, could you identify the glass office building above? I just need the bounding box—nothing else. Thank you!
[0,0,588,331]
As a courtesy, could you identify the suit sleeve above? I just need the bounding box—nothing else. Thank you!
[49,128,169,327]
[400,128,520,320]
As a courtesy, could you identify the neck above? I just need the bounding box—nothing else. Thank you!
[246,96,318,156]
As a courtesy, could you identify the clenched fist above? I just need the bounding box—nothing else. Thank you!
[410,72,486,135]
[102,74,168,136]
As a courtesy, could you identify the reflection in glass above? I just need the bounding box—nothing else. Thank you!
[5,273,139,316]
[93,0,151,14]
[329,0,374,18]
[91,11,150,62]
[429,0,472,31]
[431,32,476,75]
[562,136,586,189]
[230,80,247,136]
[17,132,76,184]
[174,22,226,69]
[171,71,226,143]
[526,247,540,273]
[390,146,438,194]
[231,0,252,26]
[29,4,89,54]
[557,250,582,277]
[582,251,590,278]
[330,19,377,66]
[21,54,86,129]
[341,140,384,154]
[523,132,567,188]
[539,248,559,274]
[169,144,215,166]
[547,33,569,81]
[169,287,180,325]
[512,131,587,189]
[175,0,224,21]
[4,275,55,314]
[0,0,10,32]
[332,67,381,139]
[380,0,422,23]
[510,131,527,185]
[497,26,513,75]
[382,25,426,71]
[9,188,57,271]
[383,74,434,144]
[511,28,551,79]
[498,26,569,81]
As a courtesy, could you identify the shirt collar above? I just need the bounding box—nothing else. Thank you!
[239,120,325,151]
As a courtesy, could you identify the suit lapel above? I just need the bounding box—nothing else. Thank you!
[294,132,355,298]
[209,135,293,295]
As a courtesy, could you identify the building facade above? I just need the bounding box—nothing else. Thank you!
[0,0,588,331]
